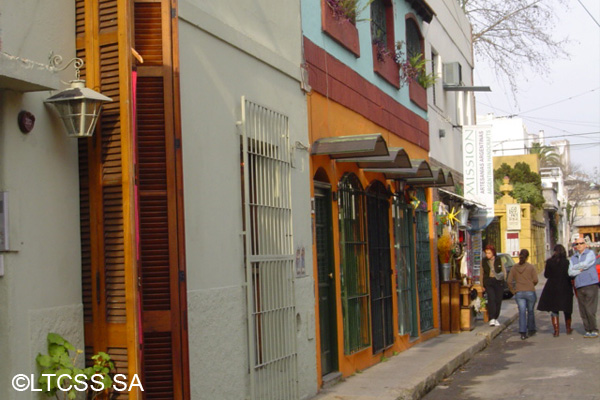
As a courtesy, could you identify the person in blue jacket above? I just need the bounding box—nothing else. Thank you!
[568,239,599,338]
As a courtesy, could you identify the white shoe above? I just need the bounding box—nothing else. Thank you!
[489,319,496,326]
[494,320,501,326]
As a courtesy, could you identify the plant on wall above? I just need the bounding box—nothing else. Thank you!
[405,53,438,88]
[326,0,373,24]
[373,41,437,89]
[36,333,115,399]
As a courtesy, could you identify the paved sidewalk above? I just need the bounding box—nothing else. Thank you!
[310,283,527,400]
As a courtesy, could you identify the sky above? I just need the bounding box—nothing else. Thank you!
[472,0,600,180]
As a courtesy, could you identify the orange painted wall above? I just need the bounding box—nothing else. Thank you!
[308,92,440,384]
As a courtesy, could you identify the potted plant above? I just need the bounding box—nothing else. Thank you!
[322,0,373,57]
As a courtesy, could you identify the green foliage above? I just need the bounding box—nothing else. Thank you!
[36,333,115,399]
[409,54,438,88]
[530,142,562,169]
[326,0,373,24]
[512,182,545,209]
[494,162,544,209]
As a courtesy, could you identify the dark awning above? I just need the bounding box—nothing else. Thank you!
[438,188,486,208]
[364,159,432,180]
[335,147,411,168]
[406,167,447,186]
[311,133,389,159]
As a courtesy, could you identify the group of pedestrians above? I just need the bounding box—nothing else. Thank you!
[481,240,599,340]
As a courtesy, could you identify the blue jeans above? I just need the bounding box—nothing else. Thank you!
[515,291,537,333]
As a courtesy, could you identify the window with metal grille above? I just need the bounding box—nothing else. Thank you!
[406,17,423,59]
[338,173,371,354]
[240,97,298,400]
[367,181,394,353]
[371,0,387,45]
[415,188,434,332]
[393,194,417,337]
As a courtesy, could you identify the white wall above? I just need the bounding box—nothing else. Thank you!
[423,0,474,173]
[0,1,84,398]
[479,114,528,156]
[178,1,316,398]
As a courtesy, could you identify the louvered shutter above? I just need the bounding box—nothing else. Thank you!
[134,1,190,399]
[77,0,137,397]
[76,0,189,398]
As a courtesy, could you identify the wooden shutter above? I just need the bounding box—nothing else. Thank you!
[77,0,189,398]
[134,1,190,399]
[76,0,138,398]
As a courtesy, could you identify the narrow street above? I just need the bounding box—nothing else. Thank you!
[423,299,600,400]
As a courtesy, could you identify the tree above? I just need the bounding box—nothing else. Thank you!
[530,142,563,170]
[565,174,594,228]
[462,0,569,98]
[494,162,545,209]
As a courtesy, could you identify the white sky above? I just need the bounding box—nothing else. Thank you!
[473,0,600,180]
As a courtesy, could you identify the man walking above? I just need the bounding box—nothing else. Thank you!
[568,238,599,338]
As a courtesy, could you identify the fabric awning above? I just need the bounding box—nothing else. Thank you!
[335,147,411,168]
[311,133,389,159]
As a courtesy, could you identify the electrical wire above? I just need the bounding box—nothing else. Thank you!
[576,0,600,28]
[492,141,600,152]
[490,132,600,144]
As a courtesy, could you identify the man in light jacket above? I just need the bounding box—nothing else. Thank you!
[568,239,599,338]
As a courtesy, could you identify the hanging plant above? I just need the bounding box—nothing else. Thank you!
[389,42,437,89]
[325,0,373,24]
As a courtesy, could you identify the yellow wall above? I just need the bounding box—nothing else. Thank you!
[493,154,540,173]
[308,92,428,159]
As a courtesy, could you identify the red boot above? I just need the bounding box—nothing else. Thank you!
[552,316,559,337]
[565,317,573,335]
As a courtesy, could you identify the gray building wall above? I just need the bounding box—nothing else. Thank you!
[424,0,475,174]
[178,1,316,399]
[0,1,85,398]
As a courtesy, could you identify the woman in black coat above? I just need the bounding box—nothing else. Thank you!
[537,244,574,336]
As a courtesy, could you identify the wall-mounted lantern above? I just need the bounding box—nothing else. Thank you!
[45,56,112,138]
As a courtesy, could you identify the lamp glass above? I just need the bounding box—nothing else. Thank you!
[45,80,111,138]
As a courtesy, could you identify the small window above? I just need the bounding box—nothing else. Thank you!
[431,49,439,105]
[406,18,423,59]
[371,0,388,46]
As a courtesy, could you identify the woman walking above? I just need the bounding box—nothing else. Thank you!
[507,249,539,340]
[537,244,574,336]
[482,244,506,327]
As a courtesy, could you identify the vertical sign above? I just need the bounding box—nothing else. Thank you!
[506,204,521,230]
[462,125,494,218]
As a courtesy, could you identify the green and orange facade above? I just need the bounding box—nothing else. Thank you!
[304,0,445,385]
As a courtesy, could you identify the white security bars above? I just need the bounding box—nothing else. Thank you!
[240,97,298,400]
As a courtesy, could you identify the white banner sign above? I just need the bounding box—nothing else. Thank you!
[462,125,494,218]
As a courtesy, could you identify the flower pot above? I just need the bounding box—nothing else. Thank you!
[441,262,451,281]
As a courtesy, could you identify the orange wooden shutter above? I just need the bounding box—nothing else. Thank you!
[134,0,190,399]
[77,0,189,398]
